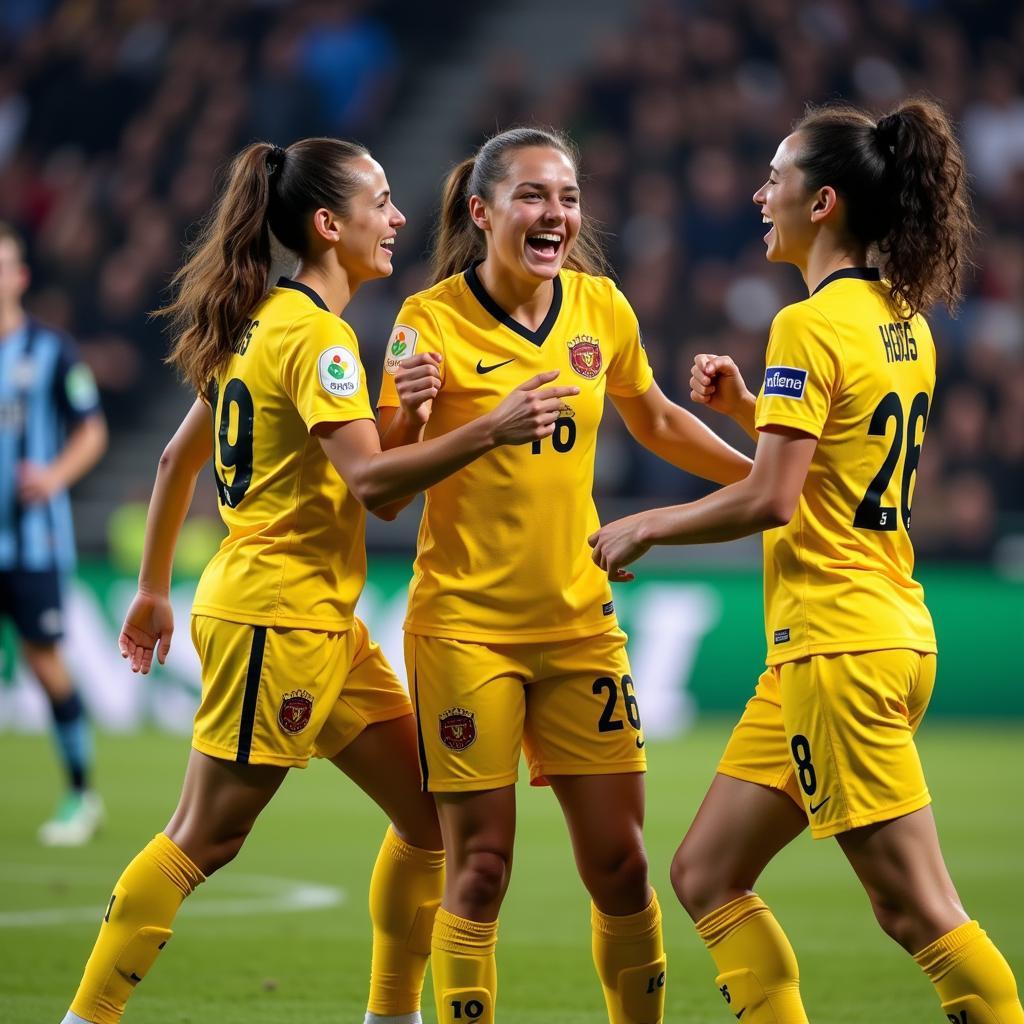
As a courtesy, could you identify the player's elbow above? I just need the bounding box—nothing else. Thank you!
[369,503,400,522]
[760,491,797,528]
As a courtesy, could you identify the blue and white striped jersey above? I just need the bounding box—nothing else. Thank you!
[0,318,101,571]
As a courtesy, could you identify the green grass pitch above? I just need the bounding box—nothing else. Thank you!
[2,721,1021,1022]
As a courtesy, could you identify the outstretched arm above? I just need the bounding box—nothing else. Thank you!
[611,381,751,485]
[589,426,816,577]
[120,399,212,674]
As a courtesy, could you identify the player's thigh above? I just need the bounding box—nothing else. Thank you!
[315,618,414,759]
[190,615,356,768]
[405,632,526,793]
[523,628,646,785]
[779,649,934,841]
[716,666,803,807]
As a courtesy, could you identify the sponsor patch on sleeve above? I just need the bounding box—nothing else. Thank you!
[65,363,99,411]
[763,365,808,400]
[384,325,418,374]
[318,346,361,397]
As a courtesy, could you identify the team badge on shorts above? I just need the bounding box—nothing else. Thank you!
[439,707,477,751]
[568,334,602,378]
[278,690,314,734]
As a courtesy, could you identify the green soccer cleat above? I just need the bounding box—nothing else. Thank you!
[38,790,105,847]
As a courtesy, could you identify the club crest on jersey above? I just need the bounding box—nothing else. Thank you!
[278,690,314,734]
[384,325,418,374]
[763,365,807,399]
[568,334,602,379]
[318,345,361,397]
[439,706,477,751]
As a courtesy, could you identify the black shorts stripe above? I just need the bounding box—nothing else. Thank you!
[412,666,429,792]
[236,626,267,764]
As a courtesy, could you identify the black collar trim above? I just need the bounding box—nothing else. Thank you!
[277,276,330,312]
[812,267,881,295]
[464,262,563,347]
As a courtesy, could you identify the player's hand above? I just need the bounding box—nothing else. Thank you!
[394,352,442,425]
[17,461,58,504]
[588,513,653,581]
[489,371,580,446]
[119,590,174,675]
[690,354,752,418]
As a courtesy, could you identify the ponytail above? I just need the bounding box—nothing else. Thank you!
[874,100,975,317]
[429,126,609,287]
[158,136,370,395]
[160,142,277,396]
[431,158,481,285]
[794,98,974,317]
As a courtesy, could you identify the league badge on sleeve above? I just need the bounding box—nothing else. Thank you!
[318,346,361,397]
[763,365,808,400]
[384,325,418,374]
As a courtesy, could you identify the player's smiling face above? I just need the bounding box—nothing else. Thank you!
[753,133,816,266]
[474,146,581,284]
[336,155,406,283]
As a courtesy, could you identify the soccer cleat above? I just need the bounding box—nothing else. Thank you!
[38,790,105,846]
[363,1014,423,1023]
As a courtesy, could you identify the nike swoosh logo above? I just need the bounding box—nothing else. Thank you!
[808,795,831,815]
[735,1010,745,1019]
[476,358,515,374]
[635,737,646,749]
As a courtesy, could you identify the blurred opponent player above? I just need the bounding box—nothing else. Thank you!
[378,127,752,1024]
[0,221,108,845]
[59,138,572,1024]
[590,99,1024,1023]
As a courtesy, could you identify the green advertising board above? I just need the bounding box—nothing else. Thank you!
[1,559,1020,736]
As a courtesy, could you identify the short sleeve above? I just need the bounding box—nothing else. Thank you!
[754,303,842,439]
[53,334,101,427]
[605,283,654,398]
[378,296,446,408]
[278,313,374,432]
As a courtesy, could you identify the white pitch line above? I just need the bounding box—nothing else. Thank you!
[0,868,344,929]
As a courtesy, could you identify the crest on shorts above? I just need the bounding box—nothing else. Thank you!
[439,706,477,751]
[568,334,602,378]
[278,690,314,734]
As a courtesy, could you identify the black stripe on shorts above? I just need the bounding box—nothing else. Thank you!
[236,626,267,764]
[412,667,429,792]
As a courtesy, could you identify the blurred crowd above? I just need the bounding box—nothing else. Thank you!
[2,0,1023,561]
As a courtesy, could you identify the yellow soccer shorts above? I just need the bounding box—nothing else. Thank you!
[191,615,412,768]
[405,626,647,792]
[718,649,936,839]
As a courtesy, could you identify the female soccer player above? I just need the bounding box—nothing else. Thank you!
[377,127,752,1024]
[589,100,1023,1022]
[60,137,579,1024]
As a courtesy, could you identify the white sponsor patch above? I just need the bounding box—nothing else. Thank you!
[384,325,418,374]
[318,346,361,397]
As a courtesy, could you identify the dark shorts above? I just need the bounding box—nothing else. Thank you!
[0,570,64,644]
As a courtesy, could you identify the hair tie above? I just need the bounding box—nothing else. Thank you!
[875,114,900,155]
[267,145,287,175]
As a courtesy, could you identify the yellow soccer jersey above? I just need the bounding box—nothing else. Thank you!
[754,267,937,665]
[192,279,374,630]
[379,265,654,642]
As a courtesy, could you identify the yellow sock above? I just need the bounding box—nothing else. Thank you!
[70,833,205,1024]
[591,891,666,1023]
[695,893,808,1024]
[915,920,1024,1023]
[366,826,445,1015]
[431,907,498,1024]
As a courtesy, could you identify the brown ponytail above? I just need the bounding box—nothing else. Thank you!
[429,126,609,286]
[794,98,975,317]
[158,136,369,395]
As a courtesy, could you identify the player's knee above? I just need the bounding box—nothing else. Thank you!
[581,843,649,908]
[870,892,965,954]
[453,849,511,911]
[670,845,723,921]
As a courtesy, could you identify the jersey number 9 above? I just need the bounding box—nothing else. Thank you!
[208,377,255,508]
